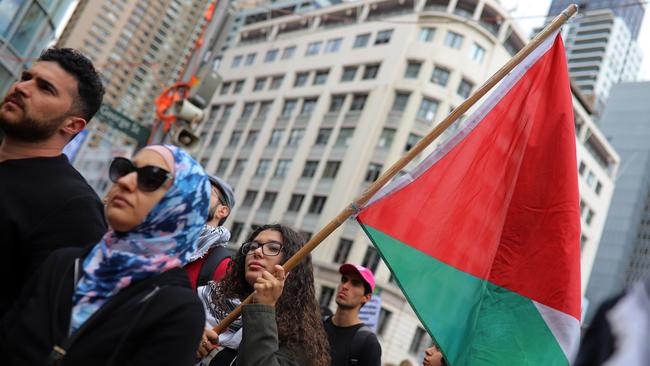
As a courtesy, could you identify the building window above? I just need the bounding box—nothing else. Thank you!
[377,308,392,336]
[294,72,309,87]
[253,78,266,91]
[333,238,353,263]
[287,194,305,212]
[242,190,258,207]
[361,245,380,272]
[409,327,428,354]
[287,128,305,146]
[231,55,242,68]
[305,41,322,56]
[405,133,420,151]
[353,33,370,48]
[404,61,422,79]
[228,130,242,146]
[270,75,284,90]
[244,130,259,146]
[324,38,342,53]
[431,66,451,86]
[244,53,256,65]
[580,234,588,250]
[365,163,382,182]
[314,70,329,85]
[281,99,297,117]
[595,181,602,195]
[392,92,410,112]
[341,66,358,82]
[302,161,319,178]
[578,161,586,175]
[375,29,393,45]
[260,191,277,210]
[322,161,341,179]
[264,48,279,62]
[319,286,335,308]
[585,209,595,225]
[258,101,272,118]
[444,31,464,49]
[457,78,474,98]
[240,102,255,119]
[417,98,439,122]
[274,159,291,178]
[281,46,296,59]
[362,64,380,80]
[231,221,244,242]
[315,128,332,145]
[301,98,318,115]
[231,159,246,176]
[336,128,354,146]
[216,158,230,175]
[220,81,231,95]
[419,27,436,42]
[255,159,271,177]
[308,195,327,214]
[268,129,284,146]
[350,94,368,111]
[470,42,486,62]
[586,171,596,187]
[378,128,396,148]
[233,80,244,94]
[329,95,346,113]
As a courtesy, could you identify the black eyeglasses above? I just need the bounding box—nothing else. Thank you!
[108,157,172,192]
[240,241,284,256]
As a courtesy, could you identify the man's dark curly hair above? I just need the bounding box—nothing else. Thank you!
[213,224,330,366]
[38,48,104,121]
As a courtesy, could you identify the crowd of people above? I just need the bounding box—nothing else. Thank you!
[0,47,635,365]
[0,47,441,366]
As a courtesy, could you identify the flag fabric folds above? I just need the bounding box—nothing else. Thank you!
[357,32,581,365]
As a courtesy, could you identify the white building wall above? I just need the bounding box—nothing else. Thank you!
[197,0,619,362]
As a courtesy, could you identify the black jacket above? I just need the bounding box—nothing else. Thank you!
[0,247,205,366]
[0,155,106,317]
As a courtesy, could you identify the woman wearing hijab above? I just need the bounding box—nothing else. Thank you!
[0,145,210,366]
[196,224,331,366]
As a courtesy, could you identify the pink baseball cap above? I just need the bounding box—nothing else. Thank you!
[339,263,375,293]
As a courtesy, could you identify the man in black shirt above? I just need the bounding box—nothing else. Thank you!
[324,263,382,366]
[0,48,107,317]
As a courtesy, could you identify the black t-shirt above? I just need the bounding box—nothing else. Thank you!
[0,155,106,317]
[323,317,381,366]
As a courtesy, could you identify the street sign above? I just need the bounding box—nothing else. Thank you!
[94,104,149,145]
[358,293,382,332]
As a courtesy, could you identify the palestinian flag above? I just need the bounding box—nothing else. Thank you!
[357,32,581,365]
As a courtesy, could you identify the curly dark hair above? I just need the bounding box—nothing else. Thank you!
[214,224,330,366]
[38,48,104,121]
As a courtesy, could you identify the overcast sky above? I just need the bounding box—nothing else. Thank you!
[500,0,650,80]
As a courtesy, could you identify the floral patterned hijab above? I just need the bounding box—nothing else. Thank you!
[70,145,209,333]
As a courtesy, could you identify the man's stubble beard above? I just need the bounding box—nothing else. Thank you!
[0,107,65,143]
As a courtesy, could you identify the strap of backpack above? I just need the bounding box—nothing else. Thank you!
[348,325,373,366]
[197,246,231,287]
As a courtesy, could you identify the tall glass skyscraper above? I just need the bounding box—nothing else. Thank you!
[547,0,645,40]
[0,0,76,95]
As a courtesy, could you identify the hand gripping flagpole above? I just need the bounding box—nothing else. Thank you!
[213,4,578,334]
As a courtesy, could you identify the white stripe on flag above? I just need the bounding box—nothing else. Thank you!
[533,300,581,363]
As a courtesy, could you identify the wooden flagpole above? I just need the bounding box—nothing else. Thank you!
[214,3,578,334]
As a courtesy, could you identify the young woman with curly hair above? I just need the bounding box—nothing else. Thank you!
[196,224,330,366]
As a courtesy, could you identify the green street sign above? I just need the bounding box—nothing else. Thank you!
[94,104,149,145]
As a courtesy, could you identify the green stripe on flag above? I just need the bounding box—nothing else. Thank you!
[360,224,568,365]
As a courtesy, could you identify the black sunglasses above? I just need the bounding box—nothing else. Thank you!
[108,157,172,192]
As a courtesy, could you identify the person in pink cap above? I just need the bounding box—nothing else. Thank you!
[323,263,381,366]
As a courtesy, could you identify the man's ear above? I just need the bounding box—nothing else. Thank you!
[362,293,372,304]
[217,205,230,220]
[60,116,87,136]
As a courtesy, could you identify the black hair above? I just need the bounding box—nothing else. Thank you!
[38,48,104,121]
